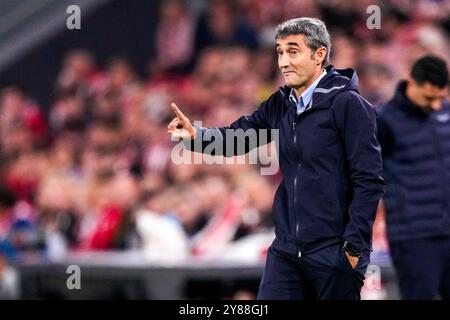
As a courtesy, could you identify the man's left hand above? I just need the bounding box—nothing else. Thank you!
[345,252,359,269]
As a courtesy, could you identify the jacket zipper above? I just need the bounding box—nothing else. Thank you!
[291,103,320,257]
[286,95,319,257]
[292,108,302,257]
[429,116,450,222]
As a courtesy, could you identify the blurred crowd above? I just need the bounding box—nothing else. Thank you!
[1,0,450,278]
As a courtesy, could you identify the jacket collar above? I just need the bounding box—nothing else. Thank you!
[393,81,432,118]
[279,65,360,108]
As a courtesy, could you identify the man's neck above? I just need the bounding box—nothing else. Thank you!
[405,82,437,113]
[405,82,417,105]
[294,67,324,98]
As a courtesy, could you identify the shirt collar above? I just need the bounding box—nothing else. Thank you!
[289,68,327,108]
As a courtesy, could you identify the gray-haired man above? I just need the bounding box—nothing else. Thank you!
[168,17,384,300]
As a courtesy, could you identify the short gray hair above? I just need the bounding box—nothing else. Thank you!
[275,17,331,66]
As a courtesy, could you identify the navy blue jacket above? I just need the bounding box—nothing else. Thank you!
[377,81,450,243]
[185,65,385,254]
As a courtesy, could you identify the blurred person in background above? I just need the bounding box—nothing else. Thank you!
[189,175,243,259]
[153,0,195,75]
[135,195,189,263]
[73,122,139,251]
[50,90,89,134]
[0,182,39,256]
[35,173,79,259]
[168,17,384,300]
[358,63,393,107]
[377,55,450,300]
[0,86,48,152]
[0,252,19,299]
[105,57,140,105]
[194,0,258,53]
[0,187,17,258]
[55,49,98,97]
[76,171,128,250]
[92,91,121,127]
[232,170,275,240]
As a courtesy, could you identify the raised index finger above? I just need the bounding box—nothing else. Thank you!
[171,103,187,120]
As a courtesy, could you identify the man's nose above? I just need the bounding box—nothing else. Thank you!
[278,53,290,69]
[431,99,442,111]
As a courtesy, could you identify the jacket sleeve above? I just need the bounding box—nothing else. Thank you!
[332,91,385,253]
[376,110,395,158]
[183,97,274,157]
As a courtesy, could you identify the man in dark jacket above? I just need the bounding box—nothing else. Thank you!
[377,55,450,300]
[168,17,384,300]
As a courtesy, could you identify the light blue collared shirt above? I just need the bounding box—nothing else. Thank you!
[289,69,327,115]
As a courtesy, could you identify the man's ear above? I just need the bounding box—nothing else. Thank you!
[314,47,327,66]
[406,77,418,90]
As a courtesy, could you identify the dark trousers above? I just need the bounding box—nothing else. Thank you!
[257,242,369,300]
[389,236,450,300]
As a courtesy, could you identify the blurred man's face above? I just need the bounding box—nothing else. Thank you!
[407,79,449,112]
[276,34,325,93]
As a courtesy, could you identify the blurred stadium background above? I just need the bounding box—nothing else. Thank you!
[0,0,449,299]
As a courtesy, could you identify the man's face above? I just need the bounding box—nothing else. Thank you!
[276,34,323,90]
[408,80,448,112]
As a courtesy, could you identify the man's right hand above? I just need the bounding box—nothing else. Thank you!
[167,102,196,140]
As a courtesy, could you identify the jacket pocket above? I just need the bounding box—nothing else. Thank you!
[338,246,355,272]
